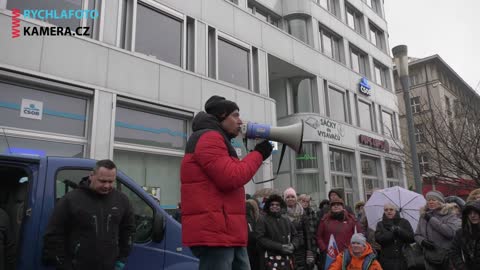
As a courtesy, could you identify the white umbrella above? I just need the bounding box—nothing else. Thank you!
[364,186,426,231]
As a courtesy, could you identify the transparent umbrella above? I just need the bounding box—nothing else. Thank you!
[364,186,426,231]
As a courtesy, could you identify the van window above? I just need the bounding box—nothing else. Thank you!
[55,169,90,199]
[116,182,154,243]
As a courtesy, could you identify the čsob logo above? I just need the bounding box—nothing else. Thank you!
[24,103,40,116]
[359,77,372,96]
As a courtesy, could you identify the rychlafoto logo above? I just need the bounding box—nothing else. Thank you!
[11,8,99,38]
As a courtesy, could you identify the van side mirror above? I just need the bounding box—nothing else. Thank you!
[152,212,165,243]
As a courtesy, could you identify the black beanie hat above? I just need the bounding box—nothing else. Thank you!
[205,95,239,122]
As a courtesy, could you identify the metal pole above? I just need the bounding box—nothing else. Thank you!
[392,45,422,193]
[400,76,423,193]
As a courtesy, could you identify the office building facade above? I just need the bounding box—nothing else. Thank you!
[0,0,404,207]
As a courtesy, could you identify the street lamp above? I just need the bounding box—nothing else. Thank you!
[392,45,422,194]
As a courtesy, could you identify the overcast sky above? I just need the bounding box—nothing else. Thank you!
[384,0,480,93]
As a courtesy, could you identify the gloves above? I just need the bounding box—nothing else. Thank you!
[281,244,295,254]
[424,212,433,222]
[254,140,273,161]
[421,240,435,250]
[391,225,400,234]
[306,250,315,265]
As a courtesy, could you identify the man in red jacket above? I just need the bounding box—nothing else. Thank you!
[181,95,273,270]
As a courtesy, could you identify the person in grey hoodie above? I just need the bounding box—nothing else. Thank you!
[414,190,461,270]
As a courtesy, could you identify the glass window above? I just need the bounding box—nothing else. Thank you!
[370,29,377,46]
[287,18,308,43]
[0,81,88,137]
[296,143,318,169]
[296,173,319,196]
[415,124,424,143]
[374,63,389,88]
[330,149,352,173]
[7,0,94,30]
[323,33,333,58]
[0,137,84,158]
[350,47,367,76]
[358,100,373,131]
[386,160,401,180]
[351,51,360,74]
[114,106,187,150]
[361,156,377,176]
[419,153,430,173]
[135,3,183,66]
[346,9,355,29]
[55,169,90,199]
[382,111,394,138]
[293,79,314,113]
[411,97,421,113]
[117,181,154,243]
[217,38,250,89]
[320,27,341,62]
[346,6,362,34]
[114,150,181,209]
[329,88,347,122]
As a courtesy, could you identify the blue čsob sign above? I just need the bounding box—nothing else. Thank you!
[359,77,372,96]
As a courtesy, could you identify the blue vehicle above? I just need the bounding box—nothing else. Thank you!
[0,154,198,269]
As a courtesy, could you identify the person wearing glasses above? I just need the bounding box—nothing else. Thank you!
[374,203,414,270]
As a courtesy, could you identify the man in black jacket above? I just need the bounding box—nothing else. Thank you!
[0,208,15,270]
[43,160,135,270]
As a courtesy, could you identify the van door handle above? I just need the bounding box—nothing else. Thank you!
[176,247,182,252]
[26,208,32,217]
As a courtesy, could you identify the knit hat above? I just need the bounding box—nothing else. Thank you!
[426,190,445,203]
[351,233,367,246]
[328,188,344,200]
[283,187,297,199]
[204,95,239,122]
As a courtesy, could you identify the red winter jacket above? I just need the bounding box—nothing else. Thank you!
[316,210,363,252]
[180,112,264,247]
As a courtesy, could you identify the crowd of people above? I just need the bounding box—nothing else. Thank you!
[244,188,480,270]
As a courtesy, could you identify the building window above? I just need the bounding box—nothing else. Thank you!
[411,96,421,113]
[414,124,424,143]
[0,79,89,158]
[361,156,381,200]
[350,46,368,76]
[217,37,251,89]
[329,87,348,123]
[386,160,402,187]
[445,96,452,116]
[7,0,100,37]
[248,1,281,27]
[381,110,395,138]
[135,2,183,66]
[316,0,340,17]
[296,143,320,202]
[287,17,309,44]
[114,150,182,210]
[418,153,430,173]
[293,78,317,113]
[369,23,386,51]
[346,5,363,35]
[374,62,390,88]
[330,149,354,207]
[114,105,188,150]
[319,25,342,62]
[365,0,381,16]
[358,100,373,131]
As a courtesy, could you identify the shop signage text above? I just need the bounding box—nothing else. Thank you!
[20,99,43,120]
[305,116,345,141]
[358,134,389,152]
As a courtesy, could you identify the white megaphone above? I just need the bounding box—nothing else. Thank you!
[241,121,304,153]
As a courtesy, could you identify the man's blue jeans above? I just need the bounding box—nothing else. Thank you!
[191,246,251,270]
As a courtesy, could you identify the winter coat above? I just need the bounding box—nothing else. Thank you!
[328,243,383,270]
[286,204,310,270]
[180,112,263,247]
[414,203,461,261]
[316,210,363,252]
[449,200,480,270]
[255,196,301,270]
[304,207,318,253]
[466,188,480,202]
[0,208,15,270]
[375,213,414,270]
[42,178,135,270]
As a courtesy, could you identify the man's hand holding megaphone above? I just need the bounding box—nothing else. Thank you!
[254,140,273,161]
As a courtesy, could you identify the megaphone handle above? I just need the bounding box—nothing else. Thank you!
[252,143,287,184]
